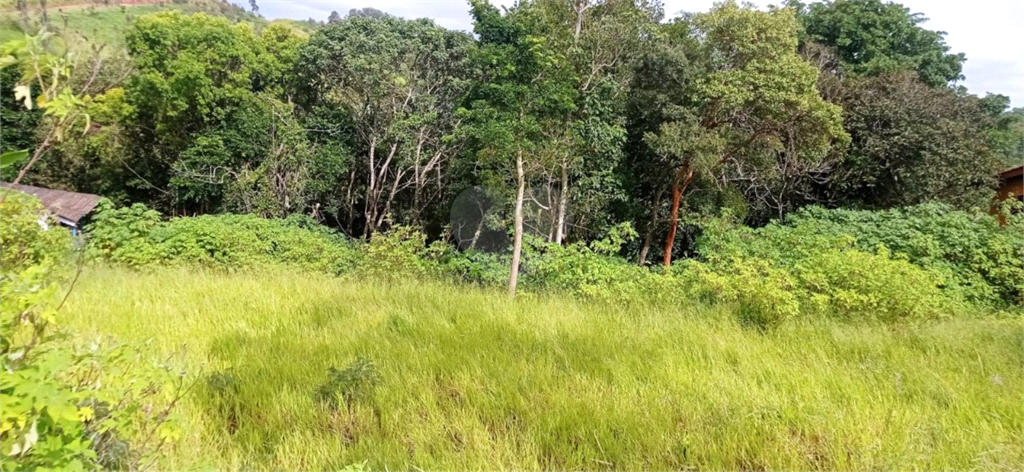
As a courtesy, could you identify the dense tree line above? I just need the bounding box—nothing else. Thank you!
[2,0,1019,266]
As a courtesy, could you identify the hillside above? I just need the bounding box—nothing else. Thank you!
[0,0,314,51]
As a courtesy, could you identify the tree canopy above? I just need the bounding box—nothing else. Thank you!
[1,0,1017,289]
[791,0,965,87]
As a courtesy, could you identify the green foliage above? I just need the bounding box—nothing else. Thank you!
[0,66,40,177]
[674,257,801,331]
[696,203,1023,309]
[671,246,957,329]
[314,357,380,411]
[794,245,954,322]
[786,203,1023,307]
[357,225,436,279]
[1,191,187,471]
[522,222,656,301]
[85,199,163,267]
[86,200,362,274]
[795,0,965,87]
[117,10,310,213]
[979,94,1024,167]
[297,14,473,236]
[0,191,70,273]
[825,73,1003,210]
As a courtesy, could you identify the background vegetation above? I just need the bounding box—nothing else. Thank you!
[0,0,1021,470]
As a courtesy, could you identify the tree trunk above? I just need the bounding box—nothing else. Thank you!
[468,214,485,250]
[509,147,526,298]
[638,191,663,266]
[555,160,568,244]
[39,0,48,27]
[364,137,377,238]
[662,165,694,267]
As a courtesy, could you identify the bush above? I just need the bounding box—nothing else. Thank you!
[673,258,801,331]
[696,203,1023,309]
[783,203,1023,307]
[793,246,956,322]
[1,192,187,470]
[86,200,163,267]
[0,191,72,274]
[435,249,509,287]
[522,223,659,301]
[86,200,363,274]
[83,200,1003,329]
[356,225,436,279]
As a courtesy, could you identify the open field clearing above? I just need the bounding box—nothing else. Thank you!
[61,266,1024,471]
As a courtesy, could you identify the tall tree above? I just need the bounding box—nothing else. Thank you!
[791,0,965,87]
[120,11,307,212]
[463,0,577,296]
[297,15,473,237]
[824,72,1002,209]
[645,2,847,265]
[978,94,1024,168]
[522,0,662,244]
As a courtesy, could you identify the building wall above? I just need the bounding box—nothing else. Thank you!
[992,174,1023,226]
[997,176,1024,202]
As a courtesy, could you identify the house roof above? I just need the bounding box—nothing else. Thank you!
[999,165,1023,181]
[0,182,102,225]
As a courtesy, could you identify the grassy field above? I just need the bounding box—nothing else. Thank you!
[60,266,1023,471]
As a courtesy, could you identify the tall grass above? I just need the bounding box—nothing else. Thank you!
[63,266,1023,471]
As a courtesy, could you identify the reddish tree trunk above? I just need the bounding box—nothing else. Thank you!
[662,165,694,267]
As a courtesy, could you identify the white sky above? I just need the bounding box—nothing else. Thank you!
[245,0,1024,106]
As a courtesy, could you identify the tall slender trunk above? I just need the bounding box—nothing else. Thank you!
[364,137,377,238]
[662,165,694,267]
[555,160,568,244]
[469,215,485,250]
[509,147,526,298]
[344,168,356,235]
[638,190,663,266]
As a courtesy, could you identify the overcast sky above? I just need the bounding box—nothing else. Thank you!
[244,0,1023,106]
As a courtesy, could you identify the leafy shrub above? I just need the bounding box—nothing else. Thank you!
[435,249,509,287]
[356,225,437,279]
[673,258,801,331]
[783,203,1023,307]
[1,193,187,470]
[521,223,661,301]
[793,246,955,322]
[314,357,380,412]
[86,200,363,274]
[696,203,1023,309]
[0,191,72,274]
[86,200,163,267]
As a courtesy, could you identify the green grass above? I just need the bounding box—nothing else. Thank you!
[62,266,1023,471]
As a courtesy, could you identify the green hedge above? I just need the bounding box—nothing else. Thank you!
[86,200,362,274]
[696,203,1023,309]
[84,200,1017,328]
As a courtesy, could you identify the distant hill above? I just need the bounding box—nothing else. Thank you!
[0,0,318,53]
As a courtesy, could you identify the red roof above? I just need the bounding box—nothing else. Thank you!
[1,182,102,225]
[999,165,1023,180]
